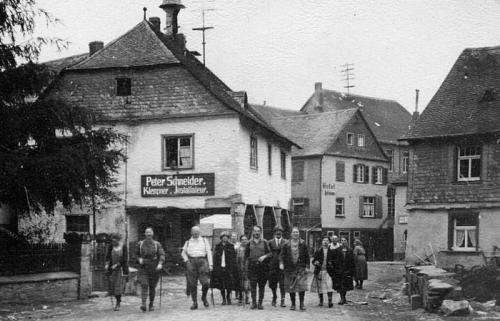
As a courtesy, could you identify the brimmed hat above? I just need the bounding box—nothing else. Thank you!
[220,231,230,239]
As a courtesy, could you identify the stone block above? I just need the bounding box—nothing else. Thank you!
[411,294,423,310]
[440,300,471,316]
[443,286,464,301]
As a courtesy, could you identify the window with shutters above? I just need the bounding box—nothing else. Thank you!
[375,167,383,184]
[162,135,193,169]
[336,161,345,182]
[360,195,383,218]
[457,146,481,181]
[362,197,375,217]
[292,161,304,182]
[353,164,369,183]
[335,198,345,217]
[449,212,478,251]
[250,136,258,169]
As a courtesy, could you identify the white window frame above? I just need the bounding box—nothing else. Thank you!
[375,167,383,185]
[362,197,375,218]
[347,132,354,145]
[162,135,194,170]
[402,151,409,174]
[452,218,477,252]
[335,198,345,217]
[457,146,481,182]
[357,134,365,147]
[356,165,365,183]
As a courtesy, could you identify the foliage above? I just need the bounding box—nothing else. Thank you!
[453,263,500,302]
[18,212,59,243]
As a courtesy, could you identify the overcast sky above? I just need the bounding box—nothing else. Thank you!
[36,0,500,113]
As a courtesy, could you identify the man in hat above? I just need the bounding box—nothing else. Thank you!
[136,227,165,312]
[181,226,213,310]
[211,231,238,305]
[245,225,272,310]
[267,225,287,307]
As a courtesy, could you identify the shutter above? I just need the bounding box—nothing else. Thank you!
[383,168,388,185]
[451,146,458,182]
[336,162,345,182]
[447,213,454,250]
[353,164,357,182]
[359,196,364,217]
[364,165,370,183]
[474,212,479,251]
[375,195,383,218]
[371,166,377,184]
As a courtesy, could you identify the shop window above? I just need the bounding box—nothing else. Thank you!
[357,134,365,147]
[457,146,481,181]
[335,198,345,217]
[449,212,478,251]
[116,78,131,96]
[250,136,258,169]
[347,133,354,145]
[281,151,287,179]
[163,135,193,169]
[292,161,304,182]
[353,164,369,183]
[66,215,89,233]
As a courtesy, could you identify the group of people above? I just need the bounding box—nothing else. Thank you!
[104,225,368,313]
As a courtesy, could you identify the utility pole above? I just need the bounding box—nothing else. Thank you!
[340,63,355,97]
[192,8,214,65]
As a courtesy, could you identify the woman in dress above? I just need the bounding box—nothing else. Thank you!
[327,237,355,305]
[353,238,368,289]
[105,233,129,311]
[236,234,250,305]
[211,231,239,305]
[280,226,310,311]
[311,235,334,307]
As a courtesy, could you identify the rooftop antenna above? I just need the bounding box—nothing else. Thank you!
[192,7,215,65]
[341,63,355,97]
[143,7,147,20]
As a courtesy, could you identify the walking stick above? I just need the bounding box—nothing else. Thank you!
[159,272,163,310]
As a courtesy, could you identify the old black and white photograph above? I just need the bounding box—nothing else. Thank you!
[1,0,500,320]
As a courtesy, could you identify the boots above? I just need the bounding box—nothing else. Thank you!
[250,287,257,309]
[221,290,227,305]
[290,293,296,310]
[114,295,121,311]
[201,286,209,307]
[328,292,333,308]
[359,280,364,290]
[299,292,306,311]
[226,292,232,305]
[271,289,277,307]
[140,285,148,312]
[280,296,286,308]
[318,293,324,307]
[258,287,264,310]
[191,292,198,310]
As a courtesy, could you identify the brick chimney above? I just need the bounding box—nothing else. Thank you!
[160,0,185,36]
[88,41,104,56]
[149,17,161,33]
[315,82,324,112]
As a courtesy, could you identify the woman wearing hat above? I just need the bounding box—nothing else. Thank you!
[211,231,239,305]
[105,233,129,311]
[353,238,368,289]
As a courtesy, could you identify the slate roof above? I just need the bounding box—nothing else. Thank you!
[42,20,298,147]
[264,109,358,157]
[301,90,411,144]
[251,104,302,120]
[404,45,500,140]
[43,53,88,74]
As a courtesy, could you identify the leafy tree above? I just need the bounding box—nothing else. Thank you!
[0,1,126,232]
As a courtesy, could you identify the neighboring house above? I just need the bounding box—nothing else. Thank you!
[403,45,500,269]
[300,82,412,259]
[31,2,298,262]
[257,107,393,260]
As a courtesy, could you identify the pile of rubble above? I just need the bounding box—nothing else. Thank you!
[405,264,500,317]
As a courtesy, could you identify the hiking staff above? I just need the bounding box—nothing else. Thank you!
[159,272,163,310]
[211,283,215,307]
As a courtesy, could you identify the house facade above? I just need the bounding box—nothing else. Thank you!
[404,45,500,269]
[300,82,412,259]
[258,108,392,259]
[30,2,297,263]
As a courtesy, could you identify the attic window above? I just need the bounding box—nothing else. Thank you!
[116,78,131,96]
[480,88,496,102]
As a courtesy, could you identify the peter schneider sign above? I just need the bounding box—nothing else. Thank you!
[141,173,215,197]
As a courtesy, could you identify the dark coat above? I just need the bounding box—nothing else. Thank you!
[268,238,287,273]
[105,244,129,276]
[211,241,239,290]
[280,239,310,272]
[312,248,328,276]
[326,246,356,292]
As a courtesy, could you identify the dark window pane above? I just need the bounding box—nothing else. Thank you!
[165,138,178,167]
[471,158,481,177]
[459,159,469,178]
[116,78,131,96]
[456,216,476,226]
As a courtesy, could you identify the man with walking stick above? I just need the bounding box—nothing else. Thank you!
[181,226,213,310]
[136,227,165,312]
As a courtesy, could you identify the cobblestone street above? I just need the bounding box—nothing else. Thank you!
[0,262,462,321]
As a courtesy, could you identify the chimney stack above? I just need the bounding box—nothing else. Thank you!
[89,41,104,56]
[149,17,161,33]
[415,89,420,113]
[315,82,322,92]
[314,82,324,112]
[160,0,185,36]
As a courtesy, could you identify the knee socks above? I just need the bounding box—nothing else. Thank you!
[290,292,296,306]
[299,292,305,306]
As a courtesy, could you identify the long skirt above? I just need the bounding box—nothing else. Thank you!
[354,255,368,280]
[310,270,333,294]
[108,269,126,296]
[284,268,309,293]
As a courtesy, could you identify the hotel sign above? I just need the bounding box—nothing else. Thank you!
[141,173,215,197]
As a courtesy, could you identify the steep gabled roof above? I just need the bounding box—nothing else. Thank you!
[265,109,358,157]
[68,20,179,70]
[301,89,411,144]
[404,45,500,140]
[251,104,302,120]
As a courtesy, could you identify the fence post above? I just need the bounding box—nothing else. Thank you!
[79,240,92,299]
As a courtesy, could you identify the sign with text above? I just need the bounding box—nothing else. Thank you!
[141,173,215,197]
